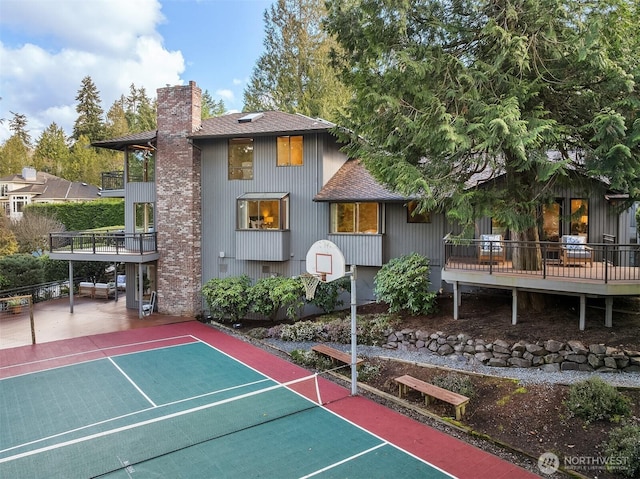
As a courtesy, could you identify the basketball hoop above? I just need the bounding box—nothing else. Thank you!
[299,273,321,300]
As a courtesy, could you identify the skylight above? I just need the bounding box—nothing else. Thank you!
[238,112,264,123]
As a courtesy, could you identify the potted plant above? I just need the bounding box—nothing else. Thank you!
[7,298,24,314]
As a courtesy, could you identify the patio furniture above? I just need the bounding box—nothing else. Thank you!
[478,234,505,264]
[142,291,156,316]
[560,235,593,267]
[94,283,115,299]
[116,275,126,291]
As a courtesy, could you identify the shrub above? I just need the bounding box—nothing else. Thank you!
[0,254,44,289]
[432,373,476,399]
[565,377,631,423]
[249,276,289,321]
[279,321,324,342]
[357,363,380,382]
[308,276,350,313]
[603,422,640,478]
[374,253,437,315]
[270,276,305,320]
[201,275,252,322]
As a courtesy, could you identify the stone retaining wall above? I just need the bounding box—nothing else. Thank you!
[383,329,640,373]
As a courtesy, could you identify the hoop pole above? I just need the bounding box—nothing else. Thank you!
[349,264,357,396]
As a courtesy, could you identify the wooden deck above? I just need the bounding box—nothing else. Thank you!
[442,240,640,330]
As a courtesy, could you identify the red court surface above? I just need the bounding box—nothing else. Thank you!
[0,321,541,478]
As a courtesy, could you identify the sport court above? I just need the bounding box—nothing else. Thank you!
[0,322,538,478]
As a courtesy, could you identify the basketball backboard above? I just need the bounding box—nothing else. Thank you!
[305,240,346,282]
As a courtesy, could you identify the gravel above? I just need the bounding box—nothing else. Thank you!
[263,338,640,388]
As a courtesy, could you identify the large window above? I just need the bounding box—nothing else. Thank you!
[237,193,289,230]
[570,199,588,236]
[331,203,379,233]
[228,138,254,180]
[134,202,155,232]
[541,199,563,242]
[11,196,28,214]
[277,136,303,166]
[406,200,430,223]
[127,149,155,183]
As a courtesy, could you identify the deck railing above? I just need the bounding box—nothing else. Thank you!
[49,231,157,255]
[443,237,640,283]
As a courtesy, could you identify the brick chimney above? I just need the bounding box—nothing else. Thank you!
[155,81,202,317]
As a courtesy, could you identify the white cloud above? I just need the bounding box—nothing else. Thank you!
[216,89,235,102]
[0,0,184,142]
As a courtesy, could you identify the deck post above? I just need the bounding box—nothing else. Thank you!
[605,297,613,328]
[453,282,459,320]
[579,295,586,330]
[511,288,518,325]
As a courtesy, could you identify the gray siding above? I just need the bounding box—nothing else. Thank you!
[201,133,343,284]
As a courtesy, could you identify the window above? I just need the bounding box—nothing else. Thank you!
[541,199,563,242]
[406,200,430,223]
[570,199,588,236]
[237,193,289,230]
[331,203,379,233]
[134,202,155,232]
[277,136,303,166]
[11,196,28,214]
[228,138,254,180]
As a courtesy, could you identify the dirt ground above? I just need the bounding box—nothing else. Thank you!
[352,293,640,479]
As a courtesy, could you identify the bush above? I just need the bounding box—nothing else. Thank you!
[374,253,437,315]
[431,373,476,399]
[565,377,631,423]
[201,275,252,322]
[0,254,44,289]
[603,422,640,478]
[357,363,380,382]
[249,276,290,321]
[279,321,324,342]
[308,276,350,313]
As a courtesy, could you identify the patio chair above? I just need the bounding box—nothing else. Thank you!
[560,235,593,267]
[478,234,505,264]
[142,291,156,316]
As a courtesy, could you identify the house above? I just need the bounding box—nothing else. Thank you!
[49,81,638,326]
[0,168,101,220]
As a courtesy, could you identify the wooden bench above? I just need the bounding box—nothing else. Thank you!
[311,344,364,369]
[394,374,470,420]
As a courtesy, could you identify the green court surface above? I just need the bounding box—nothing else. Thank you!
[0,341,452,478]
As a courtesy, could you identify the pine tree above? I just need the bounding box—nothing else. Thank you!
[243,0,350,120]
[201,90,226,119]
[73,76,105,141]
[33,122,70,177]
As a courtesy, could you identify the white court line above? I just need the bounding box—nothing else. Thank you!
[0,335,197,376]
[108,357,157,407]
[0,377,308,464]
[299,443,387,478]
[0,375,271,456]
[194,337,455,476]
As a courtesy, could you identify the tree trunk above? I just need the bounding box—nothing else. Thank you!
[511,227,547,312]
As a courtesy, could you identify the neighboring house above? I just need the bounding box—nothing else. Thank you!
[48,81,638,325]
[0,167,101,220]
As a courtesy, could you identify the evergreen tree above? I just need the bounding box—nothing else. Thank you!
[73,76,105,141]
[33,123,70,177]
[125,84,156,133]
[105,97,130,139]
[0,112,32,176]
[66,135,101,184]
[201,90,226,119]
[326,0,640,249]
[243,0,350,120]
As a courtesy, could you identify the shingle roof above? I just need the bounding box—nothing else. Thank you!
[191,111,334,139]
[92,131,157,151]
[5,171,100,200]
[314,159,408,202]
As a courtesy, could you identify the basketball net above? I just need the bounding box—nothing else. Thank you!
[299,273,322,300]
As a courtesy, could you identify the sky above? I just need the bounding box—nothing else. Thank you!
[0,0,273,143]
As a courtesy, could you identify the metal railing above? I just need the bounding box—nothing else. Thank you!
[49,231,157,255]
[0,279,74,306]
[443,238,640,283]
[101,171,145,191]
